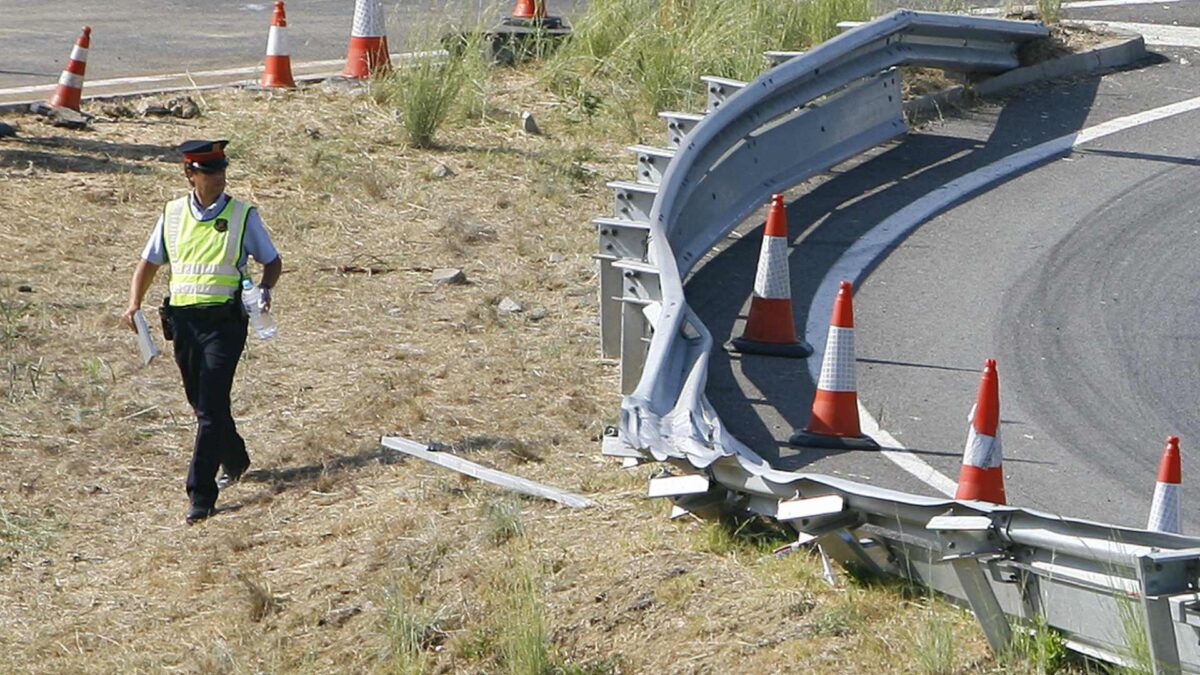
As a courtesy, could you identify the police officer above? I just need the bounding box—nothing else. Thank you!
[121,139,282,524]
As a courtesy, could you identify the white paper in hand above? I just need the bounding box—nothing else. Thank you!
[133,310,159,366]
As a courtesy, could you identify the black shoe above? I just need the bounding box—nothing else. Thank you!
[186,505,216,524]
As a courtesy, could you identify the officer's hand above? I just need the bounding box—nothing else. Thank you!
[120,305,139,332]
[259,286,272,313]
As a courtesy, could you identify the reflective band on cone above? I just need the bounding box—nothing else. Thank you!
[789,281,877,450]
[49,26,90,111]
[261,1,296,88]
[1147,436,1183,534]
[343,0,390,78]
[726,194,813,358]
[955,359,1006,504]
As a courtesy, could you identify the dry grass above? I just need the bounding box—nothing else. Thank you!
[0,62,1091,671]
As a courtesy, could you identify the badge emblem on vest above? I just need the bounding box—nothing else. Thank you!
[214,218,228,233]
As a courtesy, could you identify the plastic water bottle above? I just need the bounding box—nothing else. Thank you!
[241,279,277,340]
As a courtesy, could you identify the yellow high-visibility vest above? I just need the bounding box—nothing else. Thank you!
[162,196,249,307]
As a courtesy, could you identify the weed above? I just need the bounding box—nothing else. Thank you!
[694,515,794,556]
[375,29,468,148]
[382,586,445,675]
[1036,0,1064,23]
[808,597,863,637]
[0,506,62,555]
[1002,612,1069,673]
[235,571,279,622]
[0,299,32,345]
[485,498,525,545]
[913,612,957,674]
[545,0,870,118]
[1117,597,1153,674]
[493,565,549,675]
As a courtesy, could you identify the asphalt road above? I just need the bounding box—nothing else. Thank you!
[0,0,585,91]
[696,22,1200,529]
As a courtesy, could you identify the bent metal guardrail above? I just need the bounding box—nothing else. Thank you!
[596,10,1200,672]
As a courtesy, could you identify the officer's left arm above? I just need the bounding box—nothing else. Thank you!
[244,208,282,310]
[259,256,282,311]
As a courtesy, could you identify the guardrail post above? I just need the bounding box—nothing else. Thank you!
[594,218,650,359]
[951,557,1013,654]
[613,260,661,394]
[1136,551,1199,673]
[926,515,1013,653]
[657,111,704,149]
[700,75,745,113]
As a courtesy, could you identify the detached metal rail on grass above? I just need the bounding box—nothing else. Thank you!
[596,10,1200,671]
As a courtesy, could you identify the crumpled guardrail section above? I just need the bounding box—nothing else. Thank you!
[600,10,1200,669]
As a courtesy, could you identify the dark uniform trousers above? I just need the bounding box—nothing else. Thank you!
[171,303,250,509]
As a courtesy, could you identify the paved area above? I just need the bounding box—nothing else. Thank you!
[0,0,585,102]
[695,12,1200,528]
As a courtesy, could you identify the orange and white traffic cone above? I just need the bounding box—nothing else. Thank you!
[49,26,91,111]
[261,1,296,88]
[955,359,1006,504]
[1147,436,1183,533]
[343,0,390,78]
[789,281,877,450]
[726,194,812,358]
[513,0,548,19]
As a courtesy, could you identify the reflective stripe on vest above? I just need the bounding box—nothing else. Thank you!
[163,196,248,306]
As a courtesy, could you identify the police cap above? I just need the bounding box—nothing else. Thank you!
[179,139,229,172]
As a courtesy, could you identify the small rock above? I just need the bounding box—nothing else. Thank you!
[28,101,53,116]
[431,268,467,286]
[0,122,17,138]
[520,111,541,135]
[497,297,523,314]
[386,307,405,317]
[81,484,105,495]
[547,252,565,264]
[529,307,547,322]
[431,163,455,179]
[318,604,363,627]
[17,285,33,293]
[166,96,200,119]
[51,107,90,130]
[1182,57,1191,66]
[305,126,322,139]
[100,103,135,118]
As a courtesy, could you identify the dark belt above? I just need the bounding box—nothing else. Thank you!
[170,301,242,321]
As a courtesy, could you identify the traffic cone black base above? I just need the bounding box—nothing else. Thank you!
[726,336,813,358]
[788,429,879,450]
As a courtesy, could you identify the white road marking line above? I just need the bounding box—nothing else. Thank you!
[808,93,1200,496]
[1070,20,1200,47]
[973,0,1182,15]
[0,59,342,96]
[0,50,444,100]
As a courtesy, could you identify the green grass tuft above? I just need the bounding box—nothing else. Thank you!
[913,612,957,674]
[544,0,871,117]
[495,565,549,674]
